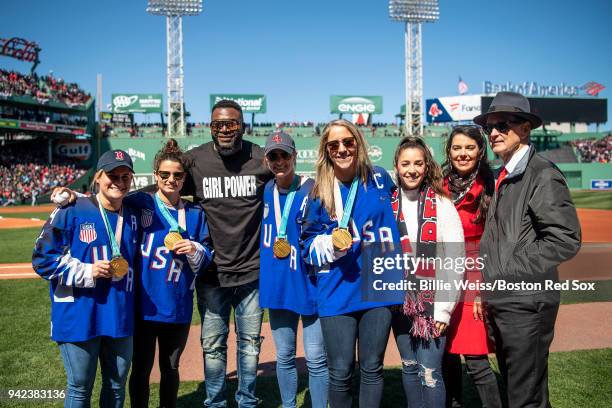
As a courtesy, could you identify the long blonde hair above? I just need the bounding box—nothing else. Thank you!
[311,119,373,218]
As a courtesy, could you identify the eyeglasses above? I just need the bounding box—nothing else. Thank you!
[210,119,241,133]
[483,119,524,135]
[326,137,356,152]
[266,151,292,162]
[157,171,185,181]
[105,173,133,184]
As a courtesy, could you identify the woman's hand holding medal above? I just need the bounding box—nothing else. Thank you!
[171,239,197,256]
[92,260,112,279]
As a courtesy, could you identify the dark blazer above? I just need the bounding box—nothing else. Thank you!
[480,145,581,298]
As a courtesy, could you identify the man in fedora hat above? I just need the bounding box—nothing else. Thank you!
[475,92,581,407]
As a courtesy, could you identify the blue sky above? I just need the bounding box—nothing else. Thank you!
[2,0,611,127]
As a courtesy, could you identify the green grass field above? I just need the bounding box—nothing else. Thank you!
[0,227,39,263]
[0,211,54,219]
[0,277,610,407]
[570,191,612,210]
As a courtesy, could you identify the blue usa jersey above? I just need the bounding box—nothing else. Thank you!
[301,166,402,317]
[32,197,140,342]
[259,177,317,315]
[126,192,213,324]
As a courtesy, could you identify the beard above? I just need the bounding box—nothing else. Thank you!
[212,132,243,156]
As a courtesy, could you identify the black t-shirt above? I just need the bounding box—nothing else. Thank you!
[182,140,273,287]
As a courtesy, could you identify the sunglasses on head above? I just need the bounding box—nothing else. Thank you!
[210,119,241,133]
[266,151,292,162]
[483,118,525,135]
[326,137,356,152]
[157,171,185,181]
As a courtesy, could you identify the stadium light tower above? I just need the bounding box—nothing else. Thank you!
[389,0,439,137]
[147,0,203,137]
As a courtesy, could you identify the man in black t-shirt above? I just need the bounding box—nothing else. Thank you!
[181,100,272,407]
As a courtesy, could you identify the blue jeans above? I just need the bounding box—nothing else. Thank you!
[320,307,392,408]
[392,312,446,408]
[269,309,328,408]
[196,280,263,408]
[58,336,133,408]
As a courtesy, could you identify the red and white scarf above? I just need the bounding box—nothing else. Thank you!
[391,185,439,339]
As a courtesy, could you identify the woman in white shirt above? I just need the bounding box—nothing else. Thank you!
[389,136,465,408]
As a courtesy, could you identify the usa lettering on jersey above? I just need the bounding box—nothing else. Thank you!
[201,175,257,199]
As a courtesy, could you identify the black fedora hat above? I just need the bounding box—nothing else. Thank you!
[474,91,542,129]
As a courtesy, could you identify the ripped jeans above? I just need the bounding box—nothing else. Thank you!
[196,280,263,408]
[392,311,446,408]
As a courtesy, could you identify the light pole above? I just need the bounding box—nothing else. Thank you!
[147,0,202,137]
[389,0,439,137]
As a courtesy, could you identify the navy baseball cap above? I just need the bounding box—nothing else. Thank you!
[264,131,295,155]
[96,149,134,173]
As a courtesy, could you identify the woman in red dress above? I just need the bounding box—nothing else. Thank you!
[442,126,502,408]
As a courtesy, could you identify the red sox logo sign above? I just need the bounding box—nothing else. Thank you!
[114,151,124,161]
[271,134,282,144]
[428,103,443,118]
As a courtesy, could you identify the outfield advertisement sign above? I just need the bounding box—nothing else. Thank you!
[591,179,612,190]
[55,141,92,160]
[111,94,163,113]
[426,95,482,123]
[0,118,85,134]
[210,94,267,113]
[331,96,383,115]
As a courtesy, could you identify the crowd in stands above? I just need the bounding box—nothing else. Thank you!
[571,134,612,163]
[0,105,88,126]
[0,145,88,206]
[0,69,91,107]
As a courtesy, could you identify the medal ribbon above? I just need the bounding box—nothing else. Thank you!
[334,176,359,229]
[97,197,124,259]
[154,192,186,233]
[273,175,300,240]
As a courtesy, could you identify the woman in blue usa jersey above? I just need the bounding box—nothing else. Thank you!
[259,131,328,408]
[52,140,213,408]
[121,139,213,408]
[33,149,140,408]
[301,120,403,408]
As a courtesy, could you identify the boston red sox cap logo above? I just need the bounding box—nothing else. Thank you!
[114,150,124,161]
[271,134,282,144]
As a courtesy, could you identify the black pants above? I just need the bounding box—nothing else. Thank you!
[443,353,502,408]
[319,307,392,408]
[129,320,191,408]
[485,292,559,408]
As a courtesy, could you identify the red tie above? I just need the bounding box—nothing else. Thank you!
[496,167,508,192]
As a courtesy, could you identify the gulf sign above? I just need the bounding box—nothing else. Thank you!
[330,96,383,115]
[426,95,482,123]
[55,141,91,160]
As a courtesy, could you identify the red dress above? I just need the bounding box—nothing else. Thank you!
[444,176,494,355]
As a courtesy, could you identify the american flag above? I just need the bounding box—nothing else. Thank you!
[581,82,605,96]
[458,76,468,95]
[79,223,97,244]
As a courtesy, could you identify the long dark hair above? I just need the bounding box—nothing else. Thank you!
[394,136,448,198]
[153,138,187,173]
[442,126,494,223]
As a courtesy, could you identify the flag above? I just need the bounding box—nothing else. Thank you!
[458,76,468,95]
[581,81,605,96]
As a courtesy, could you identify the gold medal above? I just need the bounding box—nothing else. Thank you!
[110,256,129,278]
[332,228,353,251]
[164,231,183,250]
[273,238,291,258]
